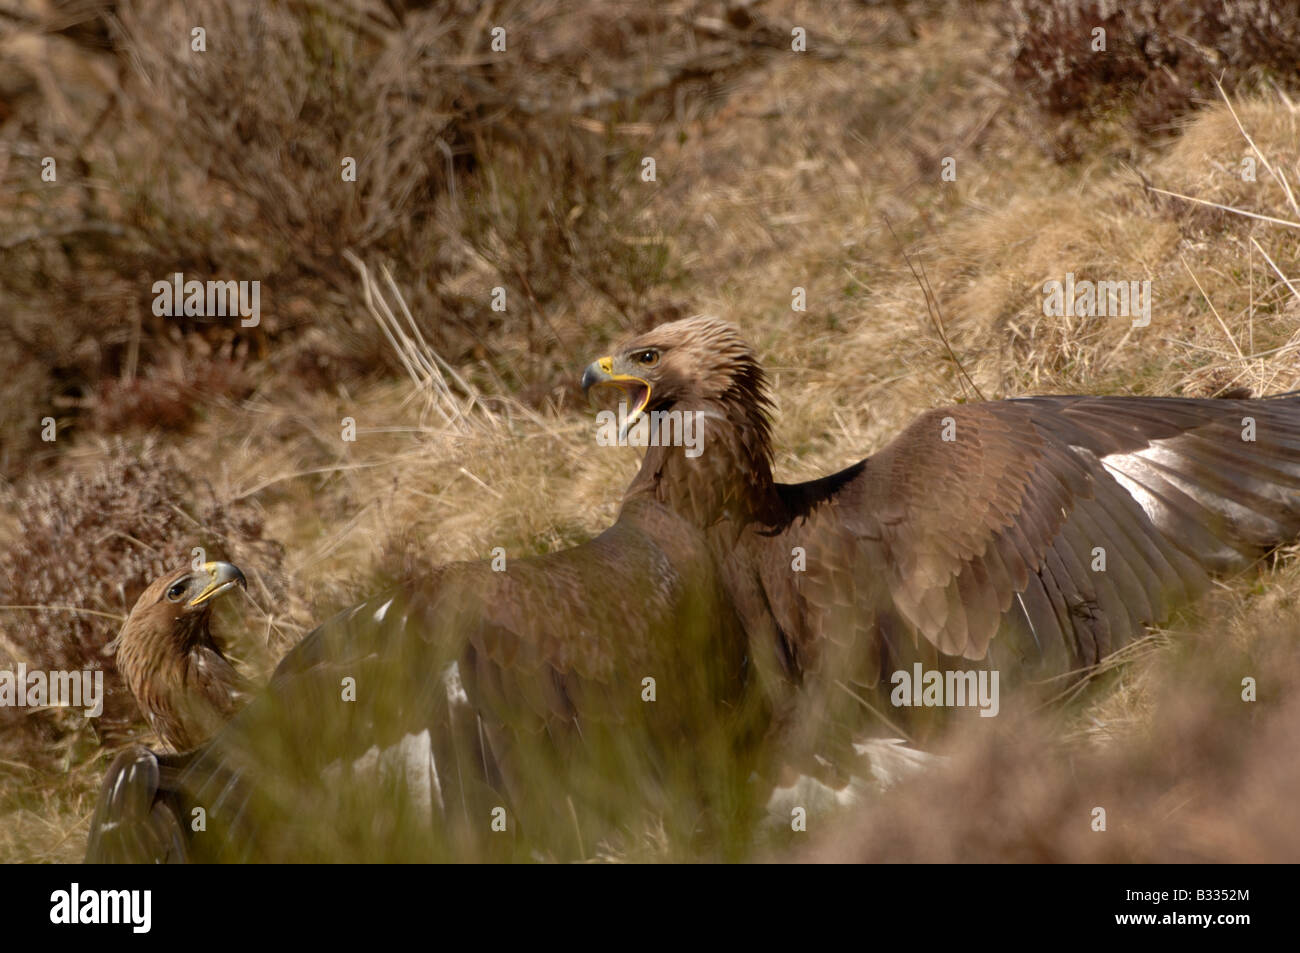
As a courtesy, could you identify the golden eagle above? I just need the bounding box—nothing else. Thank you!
[86,504,761,862]
[111,561,251,752]
[581,316,1300,756]
[87,561,250,863]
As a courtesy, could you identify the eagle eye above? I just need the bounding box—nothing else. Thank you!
[166,580,188,602]
[633,349,660,367]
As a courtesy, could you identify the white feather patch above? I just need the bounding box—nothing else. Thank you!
[442,661,469,706]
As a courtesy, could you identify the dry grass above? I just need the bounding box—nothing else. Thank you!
[3,0,1300,861]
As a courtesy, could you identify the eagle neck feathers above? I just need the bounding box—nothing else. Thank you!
[624,352,780,531]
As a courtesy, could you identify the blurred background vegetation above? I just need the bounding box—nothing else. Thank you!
[2,0,1300,861]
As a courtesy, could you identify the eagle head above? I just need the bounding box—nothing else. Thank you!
[112,560,248,747]
[113,556,244,686]
[117,561,248,656]
[581,315,771,432]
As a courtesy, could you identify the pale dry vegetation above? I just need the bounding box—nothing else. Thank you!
[2,0,1299,862]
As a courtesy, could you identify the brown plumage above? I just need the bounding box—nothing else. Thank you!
[582,315,1300,753]
[112,561,251,752]
[87,500,759,862]
[87,561,250,863]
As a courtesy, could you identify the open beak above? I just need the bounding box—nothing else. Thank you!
[188,561,248,608]
[581,356,652,430]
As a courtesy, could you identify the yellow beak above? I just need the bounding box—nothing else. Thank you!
[188,561,248,608]
[580,356,653,426]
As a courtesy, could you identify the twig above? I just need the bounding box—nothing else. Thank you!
[1214,77,1300,221]
[0,221,127,250]
[0,605,126,622]
[1249,236,1300,306]
[1146,187,1300,230]
[834,680,915,744]
[882,215,985,401]
[1180,254,1243,360]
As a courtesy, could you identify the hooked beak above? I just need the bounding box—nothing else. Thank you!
[188,561,248,608]
[581,356,652,429]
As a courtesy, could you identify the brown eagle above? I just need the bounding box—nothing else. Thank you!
[86,561,250,863]
[581,316,1300,756]
[112,561,251,752]
[86,502,760,862]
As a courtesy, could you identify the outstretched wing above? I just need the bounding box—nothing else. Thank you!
[87,500,758,862]
[749,394,1300,699]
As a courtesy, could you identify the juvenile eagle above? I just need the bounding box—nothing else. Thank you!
[86,504,761,862]
[581,316,1300,754]
[112,561,251,751]
[87,561,250,863]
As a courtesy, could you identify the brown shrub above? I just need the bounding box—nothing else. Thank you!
[0,0,778,474]
[1005,0,1300,157]
[88,355,256,435]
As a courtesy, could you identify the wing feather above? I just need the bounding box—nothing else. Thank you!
[754,394,1300,703]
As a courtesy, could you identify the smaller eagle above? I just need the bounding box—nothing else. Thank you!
[86,506,758,861]
[111,561,251,752]
[85,561,250,864]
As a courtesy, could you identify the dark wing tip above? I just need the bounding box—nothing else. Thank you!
[85,746,187,864]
